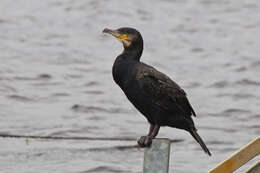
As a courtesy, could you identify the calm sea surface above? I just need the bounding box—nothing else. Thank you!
[0,0,260,173]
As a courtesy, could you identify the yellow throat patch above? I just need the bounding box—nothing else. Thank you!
[117,34,128,40]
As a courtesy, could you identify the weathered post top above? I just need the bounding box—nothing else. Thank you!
[143,138,171,173]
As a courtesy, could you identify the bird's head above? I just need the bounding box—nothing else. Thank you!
[103,27,143,53]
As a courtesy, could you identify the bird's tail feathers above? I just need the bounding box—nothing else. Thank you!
[189,129,211,156]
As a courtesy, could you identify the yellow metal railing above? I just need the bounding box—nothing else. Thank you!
[208,136,260,173]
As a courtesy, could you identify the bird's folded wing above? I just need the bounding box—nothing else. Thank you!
[136,66,196,117]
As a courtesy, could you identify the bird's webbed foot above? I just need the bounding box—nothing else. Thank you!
[137,135,153,147]
[137,124,160,147]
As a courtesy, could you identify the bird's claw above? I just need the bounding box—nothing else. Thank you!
[137,136,153,147]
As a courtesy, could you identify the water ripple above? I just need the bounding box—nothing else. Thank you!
[235,79,260,86]
[209,80,230,88]
[71,104,128,114]
[7,94,35,102]
[81,166,124,173]
[13,74,52,81]
[222,108,251,114]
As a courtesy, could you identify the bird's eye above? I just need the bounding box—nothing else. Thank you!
[119,34,128,40]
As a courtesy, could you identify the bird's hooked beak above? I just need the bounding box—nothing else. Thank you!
[103,28,128,41]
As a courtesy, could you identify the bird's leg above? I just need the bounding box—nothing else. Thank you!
[138,124,154,147]
[137,124,160,147]
[148,124,155,136]
[151,125,160,138]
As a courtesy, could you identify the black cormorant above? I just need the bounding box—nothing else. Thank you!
[103,27,211,156]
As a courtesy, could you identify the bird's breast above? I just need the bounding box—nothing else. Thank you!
[112,60,124,86]
[112,59,138,89]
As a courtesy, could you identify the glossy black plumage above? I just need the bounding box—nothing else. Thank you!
[103,27,211,156]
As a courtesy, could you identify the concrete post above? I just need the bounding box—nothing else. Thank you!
[143,138,171,173]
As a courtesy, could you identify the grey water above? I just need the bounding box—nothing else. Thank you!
[0,0,260,172]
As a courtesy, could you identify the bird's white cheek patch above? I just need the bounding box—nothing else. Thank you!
[122,39,131,47]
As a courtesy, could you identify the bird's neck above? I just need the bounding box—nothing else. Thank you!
[121,50,142,61]
[112,42,143,86]
[121,43,143,61]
